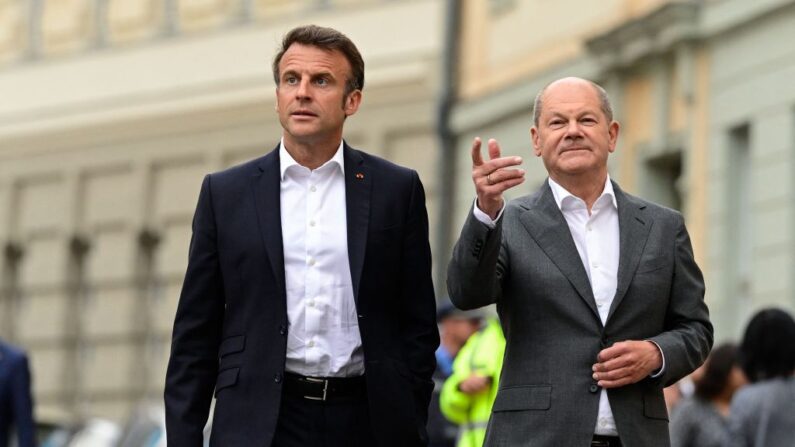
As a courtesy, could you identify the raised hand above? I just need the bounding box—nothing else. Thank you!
[471,137,525,219]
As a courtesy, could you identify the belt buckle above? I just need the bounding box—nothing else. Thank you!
[303,377,328,401]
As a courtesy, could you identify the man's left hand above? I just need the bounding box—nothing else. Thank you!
[592,341,662,389]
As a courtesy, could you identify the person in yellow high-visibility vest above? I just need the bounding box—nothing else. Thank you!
[440,318,505,447]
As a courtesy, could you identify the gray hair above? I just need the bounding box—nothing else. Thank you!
[532,78,613,127]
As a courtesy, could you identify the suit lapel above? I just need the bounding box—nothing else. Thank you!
[608,184,652,321]
[518,182,601,322]
[343,144,371,307]
[251,146,286,294]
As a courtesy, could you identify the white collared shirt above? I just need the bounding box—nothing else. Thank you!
[280,139,364,377]
[548,176,620,436]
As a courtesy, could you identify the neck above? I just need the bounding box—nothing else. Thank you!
[283,136,342,170]
[551,170,608,212]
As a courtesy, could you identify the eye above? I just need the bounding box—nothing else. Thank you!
[581,117,597,125]
[284,75,298,85]
[315,77,328,87]
[549,119,565,128]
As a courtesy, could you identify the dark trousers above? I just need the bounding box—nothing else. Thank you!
[272,391,376,447]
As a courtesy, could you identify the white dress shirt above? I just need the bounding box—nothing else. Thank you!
[280,140,364,378]
[547,176,620,436]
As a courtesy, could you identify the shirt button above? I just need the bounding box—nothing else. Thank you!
[310,185,317,192]
[599,418,607,427]
[307,258,315,266]
[592,263,599,269]
[307,340,315,348]
[587,226,592,232]
[589,384,599,393]
[309,220,316,227]
[274,373,282,383]
[307,300,315,307]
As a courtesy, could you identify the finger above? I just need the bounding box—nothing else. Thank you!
[597,342,630,362]
[593,366,632,382]
[471,137,484,167]
[594,353,636,374]
[487,138,501,160]
[486,168,525,185]
[481,156,524,174]
[597,376,634,389]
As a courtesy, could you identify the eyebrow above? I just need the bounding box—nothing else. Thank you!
[547,110,600,120]
[280,69,335,80]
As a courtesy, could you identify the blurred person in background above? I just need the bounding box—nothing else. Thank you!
[440,317,505,447]
[0,339,35,447]
[429,304,484,447]
[664,360,707,413]
[164,25,438,447]
[726,308,795,447]
[669,343,746,447]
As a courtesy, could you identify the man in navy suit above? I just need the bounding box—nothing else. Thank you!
[0,339,35,447]
[165,25,438,447]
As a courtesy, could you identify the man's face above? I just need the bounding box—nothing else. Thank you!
[531,80,619,180]
[276,43,361,147]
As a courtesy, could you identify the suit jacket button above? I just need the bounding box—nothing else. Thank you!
[274,373,282,383]
[589,384,599,393]
[279,325,287,335]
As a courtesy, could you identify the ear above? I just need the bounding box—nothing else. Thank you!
[607,121,620,153]
[344,90,362,117]
[531,127,542,157]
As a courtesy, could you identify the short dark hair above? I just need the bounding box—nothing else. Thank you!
[533,78,613,127]
[694,343,738,400]
[272,25,365,96]
[739,308,795,383]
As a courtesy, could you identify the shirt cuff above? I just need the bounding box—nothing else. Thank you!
[472,198,506,229]
[646,340,666,378]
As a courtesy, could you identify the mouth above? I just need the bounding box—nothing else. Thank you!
[560,146,589,153]
[291,110,318,118]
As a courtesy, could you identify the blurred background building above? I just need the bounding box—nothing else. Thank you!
[0,0,793,429]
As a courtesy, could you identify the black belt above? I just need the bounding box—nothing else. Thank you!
[592,435,622,447]
[283,372,366,401]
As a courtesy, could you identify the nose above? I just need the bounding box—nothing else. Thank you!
[295,78,311,100]
[564,119,583,139]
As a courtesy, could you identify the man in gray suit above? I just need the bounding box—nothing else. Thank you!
[447,77,713,447]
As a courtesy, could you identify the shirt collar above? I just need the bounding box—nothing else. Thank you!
[279,138,345,180]
[548,175,617,211]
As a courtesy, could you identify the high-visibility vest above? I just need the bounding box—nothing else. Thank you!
[439,319,505,447]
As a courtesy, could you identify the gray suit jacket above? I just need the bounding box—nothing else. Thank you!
[726,378,795,447]
[447,180,713,447]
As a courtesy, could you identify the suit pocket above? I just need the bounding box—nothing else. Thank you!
[636,255,667,274]
[219,334,245,358]
[643,389,669,420]
[214,367,239,396]
[492,385,552,412]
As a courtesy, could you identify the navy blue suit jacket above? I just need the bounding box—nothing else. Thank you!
[0,341,35,447]
[165,143,439,446]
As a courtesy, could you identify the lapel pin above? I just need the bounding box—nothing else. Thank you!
[355,173,364,180]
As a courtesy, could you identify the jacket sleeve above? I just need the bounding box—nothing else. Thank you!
[11,353,36,447]
[447,205,507,310]
[399,171,439,424]
[164,174,226,447]
[648,214,713,387]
